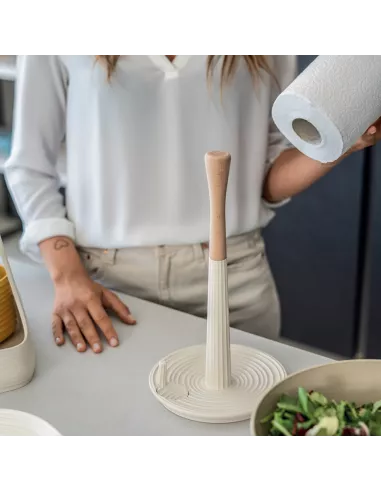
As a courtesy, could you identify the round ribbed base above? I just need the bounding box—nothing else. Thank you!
[149,345,287,424]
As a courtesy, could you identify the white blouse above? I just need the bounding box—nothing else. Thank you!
[5,55,297,261]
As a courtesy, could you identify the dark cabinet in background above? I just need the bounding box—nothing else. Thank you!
[264,55,366,357]
[362,143,381,359]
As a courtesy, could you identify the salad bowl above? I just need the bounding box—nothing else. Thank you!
[251,359,381,436]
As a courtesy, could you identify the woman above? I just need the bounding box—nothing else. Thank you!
[5,55,380,354]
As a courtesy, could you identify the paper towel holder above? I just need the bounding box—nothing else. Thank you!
[292,118,322,146]
[148,151,287,424]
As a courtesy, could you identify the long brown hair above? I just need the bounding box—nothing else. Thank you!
[95,55,273,86]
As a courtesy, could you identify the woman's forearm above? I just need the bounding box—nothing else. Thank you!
[262,148,348,203]
[39,236,86,283]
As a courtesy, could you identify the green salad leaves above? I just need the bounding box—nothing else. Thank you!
[262,388,381,436]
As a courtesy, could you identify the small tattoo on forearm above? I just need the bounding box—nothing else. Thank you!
[54,239,70,251]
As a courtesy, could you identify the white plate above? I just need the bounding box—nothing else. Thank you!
[0,410,61,436]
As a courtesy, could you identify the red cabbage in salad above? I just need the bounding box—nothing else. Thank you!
[261,388,381,436]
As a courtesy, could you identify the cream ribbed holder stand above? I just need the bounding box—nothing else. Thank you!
[149,152,286,423]
[205,152,231,391]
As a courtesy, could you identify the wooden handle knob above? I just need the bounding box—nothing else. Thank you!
[205,151,231,261]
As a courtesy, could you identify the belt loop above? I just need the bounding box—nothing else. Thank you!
[102,248,117,266]
[248,231,255,249]
[249,229,259,249]
[193,243,205,261]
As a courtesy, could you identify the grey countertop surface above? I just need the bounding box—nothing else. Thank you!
[0,260,332,436]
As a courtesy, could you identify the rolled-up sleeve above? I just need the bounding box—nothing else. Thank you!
[263,55,298,209]
[5,56,75,262]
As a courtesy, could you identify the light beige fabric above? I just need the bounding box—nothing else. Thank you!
[79,231,280,340]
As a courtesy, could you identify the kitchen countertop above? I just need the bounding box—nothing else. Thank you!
[0,260,332,435]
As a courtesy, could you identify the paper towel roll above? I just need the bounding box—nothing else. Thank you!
[272,55,381,163]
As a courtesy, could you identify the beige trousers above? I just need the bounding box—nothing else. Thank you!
[78,230,281,340]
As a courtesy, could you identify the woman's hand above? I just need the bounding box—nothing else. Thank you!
[39,236,136,354]
[264,118,381,204]
[52,270,136,354]
[350,118,381,153]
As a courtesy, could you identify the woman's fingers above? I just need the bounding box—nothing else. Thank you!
[61,312,87,352]
[102,289,136,325]
[87,296,120,348]
[367,129,381,147]
[53,284,135,353]
[52,314,65,346]
[72,309,103,354]
[366,117,381,133]
[366,123,380,137]
[355,120,381,151]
